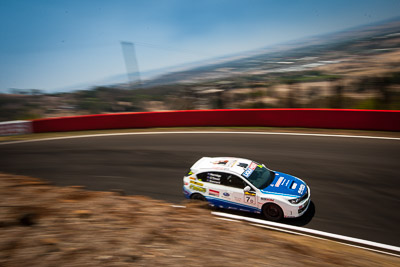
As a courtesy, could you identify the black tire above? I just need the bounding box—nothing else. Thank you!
[262,203,283,221]
[190,193,206,201]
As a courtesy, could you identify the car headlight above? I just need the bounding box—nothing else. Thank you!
[288,198,301,204]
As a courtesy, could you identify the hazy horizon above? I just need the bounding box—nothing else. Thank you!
[1,0,400,93]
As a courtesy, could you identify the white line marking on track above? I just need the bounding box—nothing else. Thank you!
[171,204,400,255]
[0,131,399,146]
[249,223,400,258]
[212,211,400,256]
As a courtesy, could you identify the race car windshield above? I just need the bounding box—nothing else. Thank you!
[246,165,275,189]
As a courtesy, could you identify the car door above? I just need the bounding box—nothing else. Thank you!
[243,183,258,210]
[222,174,258,212]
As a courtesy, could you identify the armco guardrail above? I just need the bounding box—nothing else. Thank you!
[0,120,32,136]
[31,109,400,133]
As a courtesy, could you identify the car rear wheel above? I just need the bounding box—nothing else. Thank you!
[190,193,206,201]
[262,203,283,221]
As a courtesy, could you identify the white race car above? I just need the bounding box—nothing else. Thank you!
[183,157,311,221]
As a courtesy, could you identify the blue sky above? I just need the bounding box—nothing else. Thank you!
[1,0,400,92]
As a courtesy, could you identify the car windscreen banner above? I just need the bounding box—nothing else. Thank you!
[242,162,257,178]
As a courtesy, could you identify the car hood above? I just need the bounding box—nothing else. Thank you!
[260,172,307,198]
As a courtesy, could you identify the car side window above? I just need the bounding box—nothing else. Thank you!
[196,172,227,185]
[223,174,246,189]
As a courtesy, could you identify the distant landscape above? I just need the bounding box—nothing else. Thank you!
[1,19,400,122]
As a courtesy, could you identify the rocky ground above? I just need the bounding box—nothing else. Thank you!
[0,173,399,267]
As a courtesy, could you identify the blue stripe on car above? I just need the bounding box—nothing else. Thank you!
[183,186,191,199]
[259,190,298,197]
[205,196,261,213]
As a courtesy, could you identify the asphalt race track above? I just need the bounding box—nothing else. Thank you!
[0,132,399,246]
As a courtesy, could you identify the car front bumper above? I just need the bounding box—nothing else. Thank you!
[284,186,311,218]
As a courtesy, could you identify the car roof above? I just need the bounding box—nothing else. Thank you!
[191,157,254,177]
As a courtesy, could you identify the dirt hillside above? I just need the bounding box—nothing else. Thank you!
[0,173,398,267]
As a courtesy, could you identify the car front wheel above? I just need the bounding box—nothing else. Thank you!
[262,203,283,221]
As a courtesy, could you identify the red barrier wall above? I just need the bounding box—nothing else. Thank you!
[32,109,400,133]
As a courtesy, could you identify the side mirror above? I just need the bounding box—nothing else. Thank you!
[244,186,251,192]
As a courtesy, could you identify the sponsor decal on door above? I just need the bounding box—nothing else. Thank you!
[209,189,220,197]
